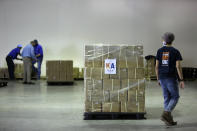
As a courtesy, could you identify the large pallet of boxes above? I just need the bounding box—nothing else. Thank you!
[84,44,146,120]
[46,60,74,85]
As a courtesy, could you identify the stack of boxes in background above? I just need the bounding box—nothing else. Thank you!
[145,57,156,79]
[73,67,80,79]
[46,60,73,83]
[84,44,146,113]
[73,67,84,79]
[14,64,24,79]
[0,68,9,79]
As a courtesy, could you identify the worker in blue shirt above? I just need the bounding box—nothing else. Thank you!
[33,39,43,80]
[22,41,37,84]
[6,44,23,80]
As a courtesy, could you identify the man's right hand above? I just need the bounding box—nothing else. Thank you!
[180,81,185,89]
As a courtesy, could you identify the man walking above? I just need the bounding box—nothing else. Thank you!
[155,32,184,126]
[33,39,43,80]
[6,44,23,80]
[22,41,37,84]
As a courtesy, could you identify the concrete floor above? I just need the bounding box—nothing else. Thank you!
[0,80,197,131]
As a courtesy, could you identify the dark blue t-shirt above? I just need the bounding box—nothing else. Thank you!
[156,46,182,79]
[8,48,20,59]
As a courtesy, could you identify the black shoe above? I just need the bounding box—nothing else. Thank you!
[23,82,27,84]
[27,82,35,85]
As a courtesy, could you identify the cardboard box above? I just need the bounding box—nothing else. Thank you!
[85,45,94,67]
[92,68,102,79]
[93,79,103,90]
[108,45,120,59]
[92,102,102,112]
[134,45,143,56]
[85,101,92,112]
[79,68,84,78]
[14,64,24,78]
[137,56,144,68]
[103,79,120,91]
[102,102,121,112]
[85,79,93,91]
[102,68,110,79]
[128,68,145,79]
[110,90,119,102]
[66,61,73,81]
[46,61,60,82]
[120,68,128,79]
[85,101,102,112]
[110,68,119,79]
[119,89,128,102]
[128,68,135,79]
[85,90,92,102]
[84,68,92,79]
[120,79,129,102]
[103,90,110,102]
[136,68,145,79]
[127,56,137,68]
[46,60,73,82]
[73,67,80,79]
[121,102,142,113]
[91,89,104,102]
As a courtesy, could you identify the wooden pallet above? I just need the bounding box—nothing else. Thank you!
[74,78,84,80]
[84,112,146,120]
[47,81,74,85]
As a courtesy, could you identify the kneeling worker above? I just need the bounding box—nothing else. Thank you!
[6,44,23,80]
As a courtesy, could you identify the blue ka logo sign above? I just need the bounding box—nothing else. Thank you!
[105,59,116,74]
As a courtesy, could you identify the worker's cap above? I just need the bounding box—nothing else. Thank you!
[17,44,23,48]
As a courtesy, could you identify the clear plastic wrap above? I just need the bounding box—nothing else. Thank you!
[84,44,146,113]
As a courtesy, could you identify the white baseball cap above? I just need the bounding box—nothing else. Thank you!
[17,44,23,48]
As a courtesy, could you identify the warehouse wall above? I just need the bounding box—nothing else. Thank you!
[0,0,197,76]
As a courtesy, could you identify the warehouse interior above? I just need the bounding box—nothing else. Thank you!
[0,0,197,131]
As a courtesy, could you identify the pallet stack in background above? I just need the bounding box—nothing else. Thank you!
[145,56,156,80]
[14,64,24,79]
[46,60,73,84]
[84,44,146,114]
[0,68,9,79]
[73,67,84,80]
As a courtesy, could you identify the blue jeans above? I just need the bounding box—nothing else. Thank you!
[37,58,42,79]
[32,58,42,79]
[160,78,180,112]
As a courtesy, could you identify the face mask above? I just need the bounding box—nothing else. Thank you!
[162,41,166,46]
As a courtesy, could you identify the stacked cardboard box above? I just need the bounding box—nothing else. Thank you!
[14,64,24,78]
[146,57,156,78]
[73,67,80,79]
[46,60,73,82]
[79,68,84,79]
[0,68,9,79]
[84,44,146,113]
